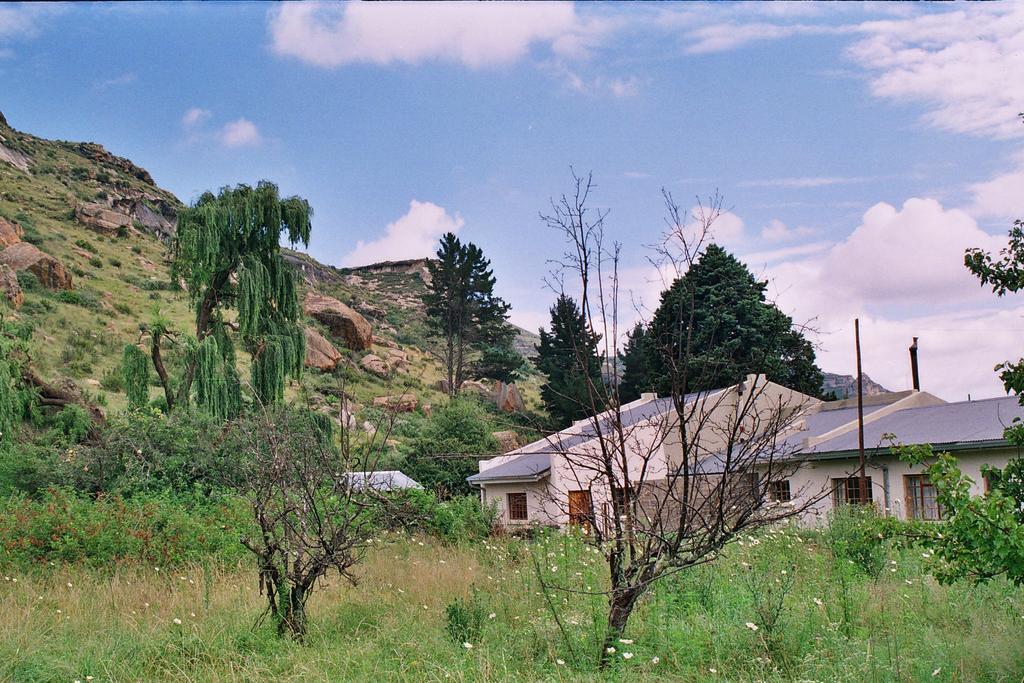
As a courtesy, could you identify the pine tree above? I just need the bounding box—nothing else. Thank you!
[424,233,512,395]
[646,244,823,396]
[147,181,311,416]
[536,294,605,427]
[617,323,651,403]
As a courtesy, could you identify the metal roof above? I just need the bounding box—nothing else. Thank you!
[808,395,1024,455]
[346,470,422,491]
[467,389,726,485]
[466,453,551,484]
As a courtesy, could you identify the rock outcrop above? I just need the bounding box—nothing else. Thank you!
[0,264,23,309]
[373,393,418,413]
[75,202,132,235]
[0,217,23,248]
[0,242,72,290]
[460,380,491,401]
[0,143,30,172]
[493,381,525,413]
[303,291,373,351]
[304,327,343,372]
[359,353,390,377]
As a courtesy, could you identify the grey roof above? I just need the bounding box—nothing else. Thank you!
[466,453,551,484]
[504,390,722,456]
[777,403,890,453]
[346,471,422,491]
[808,395,1024,455]
[467,390,726,485]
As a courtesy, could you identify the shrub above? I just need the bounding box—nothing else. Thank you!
[446,589,486,646]
[399,399,500,497]
[99,367,125,392]
[68,408,245,496]
[116,225,129,238]
[15,270,40,292]
[56,289,100,310]
[823,505,890,578]
[88,256,103,269]
[383,488,496,543]
[131,245,143,254]
[51,405,92,445]
[74,238,98,254]
[107,257,122,268]
[0,488,251,569]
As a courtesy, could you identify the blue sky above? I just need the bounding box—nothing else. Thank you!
[2,2,1023,400]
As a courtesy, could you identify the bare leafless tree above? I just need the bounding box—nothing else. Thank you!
[237,385,400,640]
[533,171,831,667]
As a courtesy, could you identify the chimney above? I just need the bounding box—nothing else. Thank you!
[909,337,920,391]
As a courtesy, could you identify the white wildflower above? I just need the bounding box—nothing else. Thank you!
[463,642,473,649]
[622,652,633,660]
[745,622,758,631]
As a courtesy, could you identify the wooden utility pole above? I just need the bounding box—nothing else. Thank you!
[855,318,867,504]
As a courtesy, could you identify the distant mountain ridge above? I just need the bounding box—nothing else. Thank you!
[821,372,891,399]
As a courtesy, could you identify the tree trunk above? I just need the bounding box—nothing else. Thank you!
[150,329,175,411]
[276,583,307,641]
[599,587,641,668]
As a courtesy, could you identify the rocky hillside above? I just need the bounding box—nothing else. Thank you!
[821,372,891,400]
[0,111,544,433]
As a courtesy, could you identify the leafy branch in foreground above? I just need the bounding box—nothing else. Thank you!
[895,442,1024,586]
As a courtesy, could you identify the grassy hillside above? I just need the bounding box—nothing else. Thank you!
[0,112,544,444]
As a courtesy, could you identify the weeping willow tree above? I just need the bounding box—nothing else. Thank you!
[137,181,311,417]
[121,344,150,410]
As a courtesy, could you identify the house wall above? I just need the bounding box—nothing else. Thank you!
[480,481,562,528]
[771,446,1020,525]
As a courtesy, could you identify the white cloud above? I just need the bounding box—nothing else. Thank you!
[219,118,262,148]
[740,176,876,189]
[847,5,1024,139]
[968,150,1024,220]
[95,72,135,90]
[270,2,588,69]
[762,198,1015,399]
[343,200,464,267]
[684,22,849,55]
[181,107,211,128]
[0,5,42,40]
[761,219,815,242]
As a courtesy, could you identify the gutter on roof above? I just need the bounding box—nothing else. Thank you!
[798,438,1013,462]
[466,468,551,486]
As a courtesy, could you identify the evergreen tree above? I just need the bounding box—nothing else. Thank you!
[617,322,651,403]
[536,294,605,427]
[424,233,512,396]
[145,181,311,417]
[473,342,525,384]
[646,244,823,396]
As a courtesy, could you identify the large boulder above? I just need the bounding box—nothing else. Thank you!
[0,242,72,290]
[493,381,525,413]
[303,291,373,351]
[0,217,23,249]
[74,202,132,235]
[460,380,491,401]
[359,353,390,378]
[0,264,22,309]
[492,430,520,453]
[373,393,418,413]
[304,327,343,372]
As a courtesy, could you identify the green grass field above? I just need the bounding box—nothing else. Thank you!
[2,527,1021,682]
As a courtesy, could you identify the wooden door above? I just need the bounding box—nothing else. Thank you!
[568,490,593,531]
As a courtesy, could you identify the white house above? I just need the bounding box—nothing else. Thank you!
[469,374,1024,530]
[468,374,815,530]
[764,392,1024,523]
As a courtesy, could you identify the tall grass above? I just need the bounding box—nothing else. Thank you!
[1,528,1021,681]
